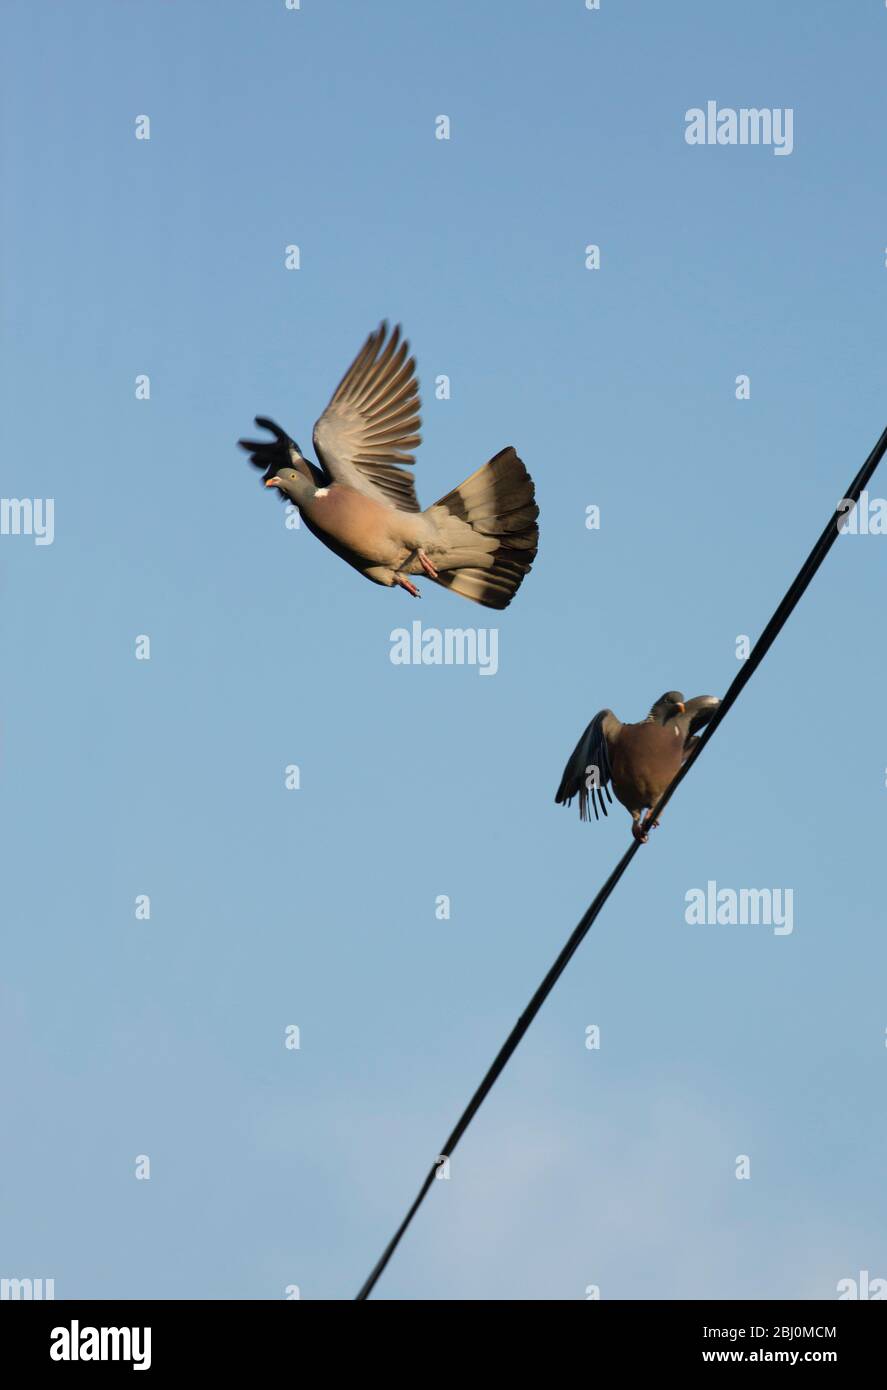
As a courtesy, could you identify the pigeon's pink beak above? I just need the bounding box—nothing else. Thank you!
[265,477,282,488]
[676,702,685,713]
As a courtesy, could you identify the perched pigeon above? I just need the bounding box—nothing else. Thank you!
[555,691,720,842]
[239,323,539,609]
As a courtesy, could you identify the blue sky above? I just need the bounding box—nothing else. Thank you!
[2,0,886,1300]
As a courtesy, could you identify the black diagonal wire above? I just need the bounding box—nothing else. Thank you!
[356,424,887,1302]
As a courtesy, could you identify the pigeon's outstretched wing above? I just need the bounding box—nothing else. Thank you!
[238,417,326,489]
[555,709,622,822]
[312,322,422,513]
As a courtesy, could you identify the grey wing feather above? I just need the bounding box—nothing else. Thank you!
[555,709,621,822]
[312,322,422,512]
[679,695,720,761]
[238,417,326,488]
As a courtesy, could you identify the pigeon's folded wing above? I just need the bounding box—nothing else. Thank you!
[679,695,720,761]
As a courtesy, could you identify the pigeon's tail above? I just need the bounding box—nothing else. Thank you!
[424,447,539,610]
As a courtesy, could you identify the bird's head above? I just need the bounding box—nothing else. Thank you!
[650,690,686,722]
[264,458,310,503]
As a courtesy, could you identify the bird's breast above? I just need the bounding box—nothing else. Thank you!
[303,485,403,563]
[610,722,684,810]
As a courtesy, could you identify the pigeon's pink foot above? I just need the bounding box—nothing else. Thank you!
[631,820,648,845]
[418,549,439,580]
[395,575,421,598]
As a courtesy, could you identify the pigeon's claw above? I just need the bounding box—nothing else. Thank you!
[418,549,439,580]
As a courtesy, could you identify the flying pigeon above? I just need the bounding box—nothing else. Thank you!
[555,691,720,842]
[238,323,539,609]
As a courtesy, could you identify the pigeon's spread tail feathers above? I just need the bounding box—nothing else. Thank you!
[425,447,539,610]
